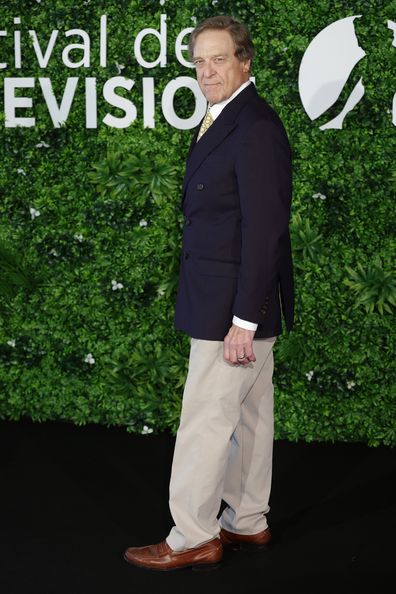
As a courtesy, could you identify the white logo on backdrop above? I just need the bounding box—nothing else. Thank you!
[0,14,207,130]
[299,16,396,130]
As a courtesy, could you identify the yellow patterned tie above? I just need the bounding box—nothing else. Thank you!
[197,109,214,141]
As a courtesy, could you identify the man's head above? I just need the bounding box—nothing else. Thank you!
[189,15,256,106]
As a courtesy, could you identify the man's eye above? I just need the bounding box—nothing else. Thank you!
[214,57,225,63]
[194,60,204,67]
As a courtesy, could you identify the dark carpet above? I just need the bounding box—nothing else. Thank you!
[0,419,394,594]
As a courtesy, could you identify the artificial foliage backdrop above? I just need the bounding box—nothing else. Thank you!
[0,0,395,445]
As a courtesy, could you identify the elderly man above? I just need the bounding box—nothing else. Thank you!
[124,14,294,571]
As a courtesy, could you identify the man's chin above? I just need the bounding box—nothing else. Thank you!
[205,92,223,105]
[201,84,223,104]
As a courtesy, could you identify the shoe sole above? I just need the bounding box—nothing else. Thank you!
[123,553,222,572]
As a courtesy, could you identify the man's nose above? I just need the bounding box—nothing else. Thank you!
[203,60,216,77]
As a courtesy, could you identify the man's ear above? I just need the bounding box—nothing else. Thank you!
[243,59,251,73]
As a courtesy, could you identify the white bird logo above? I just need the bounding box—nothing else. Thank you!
[299,16,396,130]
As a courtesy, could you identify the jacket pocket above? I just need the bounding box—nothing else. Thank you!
[196,256,240,278]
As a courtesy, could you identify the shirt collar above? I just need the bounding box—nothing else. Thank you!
[208,80,252,121]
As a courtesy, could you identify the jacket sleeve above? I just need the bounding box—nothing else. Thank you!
[232,117,292,323]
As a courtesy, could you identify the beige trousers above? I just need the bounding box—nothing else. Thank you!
[166,335,277,551]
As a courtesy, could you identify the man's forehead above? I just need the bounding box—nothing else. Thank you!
[193,29,235,56]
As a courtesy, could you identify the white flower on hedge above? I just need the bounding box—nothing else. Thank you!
[141,425,153,435]
[111,279,124,290]
[347,380,356,390]
[212,0,219,5]
[139,219,148,227]
[159,0,166,6]
[157,287,165,297]
[84,353,95,364]
[305,370,314,381]
[282,46,288,51]
[74,233,84,242]
[30,207,40,219]
[115,62,125,74]
[191,16,197,24]
[36,140,50,148]
[17,168,26,175]
[49,248,59,256]
[312,192,327,200]
[7,339,16,347]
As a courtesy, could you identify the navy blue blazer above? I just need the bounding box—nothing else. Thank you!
[174,83,294,340]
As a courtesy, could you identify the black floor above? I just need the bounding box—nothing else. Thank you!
[1,419,395,594]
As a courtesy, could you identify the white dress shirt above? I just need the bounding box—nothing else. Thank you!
[206,81,258,332]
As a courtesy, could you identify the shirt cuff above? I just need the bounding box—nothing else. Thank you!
[232,316,258,331]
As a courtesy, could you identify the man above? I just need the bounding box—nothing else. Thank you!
[124,15,294,571]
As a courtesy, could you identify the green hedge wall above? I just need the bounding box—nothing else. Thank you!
[0,0,395,445]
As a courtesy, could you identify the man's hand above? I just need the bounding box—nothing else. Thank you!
[223,324,256,366]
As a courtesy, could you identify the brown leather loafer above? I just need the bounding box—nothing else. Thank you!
[123,537,222,571]
[219,527,272,551]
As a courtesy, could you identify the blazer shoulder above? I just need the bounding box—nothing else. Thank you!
[237,94,291,151]
[241,93,287,130]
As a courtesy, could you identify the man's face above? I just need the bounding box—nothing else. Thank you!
[193,29,251,105]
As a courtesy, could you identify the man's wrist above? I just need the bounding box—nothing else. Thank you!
[232,315,258,331]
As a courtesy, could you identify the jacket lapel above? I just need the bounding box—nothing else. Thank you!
[182,84,258,197]
[185,126,200,162]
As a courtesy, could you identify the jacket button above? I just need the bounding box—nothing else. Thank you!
[185,218,191,226]
[184,252,189,260]
[197,183,204,191]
